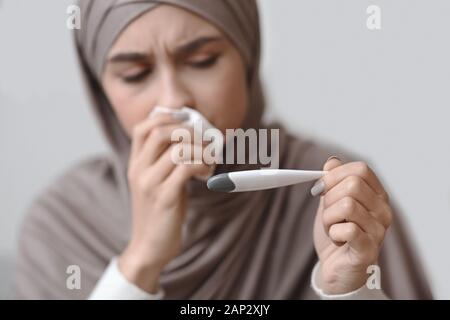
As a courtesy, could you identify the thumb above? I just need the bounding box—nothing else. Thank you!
[323,155,342,171]
[311,156,342,197]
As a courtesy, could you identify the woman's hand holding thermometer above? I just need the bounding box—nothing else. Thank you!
[208,156,393,295]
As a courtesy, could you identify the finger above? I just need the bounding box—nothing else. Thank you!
[323,156,343,171]
[322,175,392,228]
[170,143,210,165]
[322,161,388,201]
[322,197,386,246]
[163,162,212,195]
[323,175,380,211]
[137,143,213,194]
[311,156,342,197]
[139,144,179,186]
[329,222,374,255]
[130,113,184,159]
[136,124,196,168]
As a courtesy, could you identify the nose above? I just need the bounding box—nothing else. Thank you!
[155,68,194,110]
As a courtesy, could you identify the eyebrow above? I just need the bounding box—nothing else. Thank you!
[176,35,223,57]
[108,52,148,64]
[108,35,224,64]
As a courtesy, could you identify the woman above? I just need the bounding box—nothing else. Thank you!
[13,0,432,299]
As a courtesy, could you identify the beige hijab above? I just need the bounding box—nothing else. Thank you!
[13,0,432,299]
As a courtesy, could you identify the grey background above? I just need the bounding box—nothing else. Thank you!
[1,0,449,299]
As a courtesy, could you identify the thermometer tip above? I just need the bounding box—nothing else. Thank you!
[207,173,236,192]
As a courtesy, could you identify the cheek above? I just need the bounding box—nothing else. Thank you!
[194,61,248,132]
[102,79,150,137]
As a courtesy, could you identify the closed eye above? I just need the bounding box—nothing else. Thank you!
[188,54,220,69]
[121,69,151,83]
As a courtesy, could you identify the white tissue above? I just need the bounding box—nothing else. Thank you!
[150,106,217,132]
[149,106,223,181]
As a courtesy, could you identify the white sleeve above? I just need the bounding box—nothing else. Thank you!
[310,262,390,300]
[88,257,164,300]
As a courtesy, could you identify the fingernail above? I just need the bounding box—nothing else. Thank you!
[172,112,190,121]
[311,180,325,197]
[196,165,216,182]
[327,155,341,162]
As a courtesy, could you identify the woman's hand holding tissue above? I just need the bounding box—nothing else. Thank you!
[118,111,214,294]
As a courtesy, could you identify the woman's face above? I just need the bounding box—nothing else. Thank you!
[101,4,248,137]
